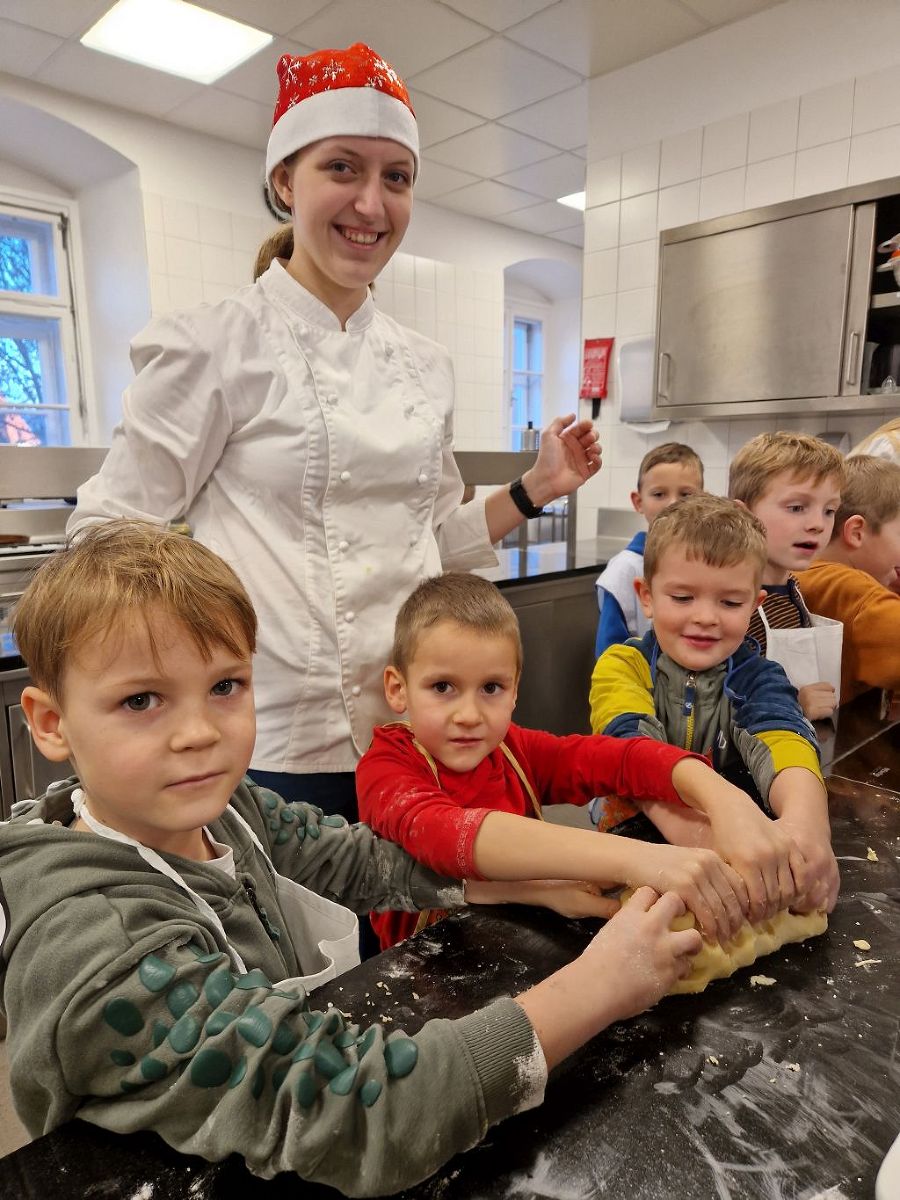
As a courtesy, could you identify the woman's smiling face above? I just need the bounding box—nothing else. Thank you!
[272,135,414,319]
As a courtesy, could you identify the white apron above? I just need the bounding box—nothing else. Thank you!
[72,792,359,992]
[759,608,843,704]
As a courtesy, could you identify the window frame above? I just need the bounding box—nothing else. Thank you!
[504,299,547,451]
[0,188,90,445]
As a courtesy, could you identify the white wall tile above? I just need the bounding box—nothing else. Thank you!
[657,179,700,232]
[621,142,660,199]
[698,168,747,220]
[848,126,900,186]
[745,154,796,210]
[143,192,163,235]
[198,206,233,248]
[748,97,799,163]
[414,256,436,291]
[231,213,264,253]
[619,192,657,245]
[168,275,203,309]
[794,140,850,198]
[701,113,749,176]
[615,288,655,337]
[798,79,854,149]
[617,240,657,292]
[149,272,169,314]
[581,293,616,336]
[584,202,620,251]
[394,253,415,287]
[435,261,455,293]
[145,230,166,275]
[199,242,234,285]
[165,235,201,278]
[202,280,233,305]
[853,63,900,135]
[161,196,199,242]
[660,128,702,188]
[583,248,618,297]
[586,154,621,206]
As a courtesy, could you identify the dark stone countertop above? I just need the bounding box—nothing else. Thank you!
[476,536,629,587]
[1,704,898,1199]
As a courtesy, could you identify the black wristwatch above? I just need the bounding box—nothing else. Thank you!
[509,476,545,518]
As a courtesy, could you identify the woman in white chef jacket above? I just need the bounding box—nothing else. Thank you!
[69,42,600,822]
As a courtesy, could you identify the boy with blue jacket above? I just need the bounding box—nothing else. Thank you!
[590,494,839,916]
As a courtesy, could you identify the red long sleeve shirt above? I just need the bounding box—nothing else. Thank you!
[357,722,700,947]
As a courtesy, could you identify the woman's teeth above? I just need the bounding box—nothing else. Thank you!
[340,228,379,244]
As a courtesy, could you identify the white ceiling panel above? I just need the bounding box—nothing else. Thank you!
[426,122,557,176]
[195,0,331,36]
[504,0,593,76]
[215,37,311,105]
[287,0,489,76]
[680,0,787,25]
[439,0,559,32]
[497,84,586,149]
[497,151,585,199]
[549,223,584,246]
[413,159,480,201]
[499,199,580,234]
[438,179,544,218]
[407,90,484,149]
[0,0,109,39]
[411,36,580,120]
[589,0,707,76]
[165,88,272,149]
[0,18,62,77]
[34,42,202,118]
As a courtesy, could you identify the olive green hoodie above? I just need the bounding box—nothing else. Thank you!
[0,777,541,1196]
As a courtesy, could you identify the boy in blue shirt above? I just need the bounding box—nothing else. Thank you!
[595,443,704,656]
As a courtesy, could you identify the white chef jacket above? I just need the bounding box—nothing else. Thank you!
[69,260,498,773]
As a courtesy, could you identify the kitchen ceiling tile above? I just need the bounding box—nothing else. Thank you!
[678,0,786,25]
[498,84,586,150]
[166,89,272,150]
[438,180,544,219]
[589,0,706,76]
[504,0,592,76]
[215,37,312,105]
[287,0,489,76]
[0,0,109,39]
[407,91,485,149]
[0,18,62,76]
[34,43,202,117]
[426,123,557,176]
[194,1,331,36]
[497,152,585,200]
[414,159,480,201]
[501,199,582,234]
[439,0,558,32]
[550,224,584,247]
[411,37,580,120]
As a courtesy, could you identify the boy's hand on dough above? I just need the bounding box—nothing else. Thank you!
[773,816,840,914]
[625,842,747,945]
[705,798,805,923]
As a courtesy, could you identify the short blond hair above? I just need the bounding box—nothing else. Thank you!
[644,494,768,586]
[392,572,522,675]
[728,431,845,507]
[637,442,704,490]
[13,520,257,700]
[832,454,900,536]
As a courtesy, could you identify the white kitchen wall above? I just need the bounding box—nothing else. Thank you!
[578,0,900,537]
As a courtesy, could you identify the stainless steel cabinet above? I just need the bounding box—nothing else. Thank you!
[652,176,900,419]
[1,670,72,818]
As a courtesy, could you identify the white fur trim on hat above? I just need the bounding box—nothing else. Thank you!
[266,87,419,185]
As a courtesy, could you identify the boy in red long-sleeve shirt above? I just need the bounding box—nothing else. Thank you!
[357,573,802,950]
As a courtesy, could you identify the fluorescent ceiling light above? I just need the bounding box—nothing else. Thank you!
[557,191,585,211]
[81,0,273,84]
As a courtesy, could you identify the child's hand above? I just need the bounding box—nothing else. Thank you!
[581,888,702,1016]
[465,878,620,919]
[798,682,837,721]
[624,843,747,944]
[773,815,840,913]
[705,800,805,923]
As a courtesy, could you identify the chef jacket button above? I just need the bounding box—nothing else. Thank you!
[385,344,394,358]
[346,611,356,623]
[409,533,417,546]
[404,404,415,417]
[340,470,351,483]
[351,685,361,696]
[327,393,338,405]
[338,540,349,552]
[417,472,428,484]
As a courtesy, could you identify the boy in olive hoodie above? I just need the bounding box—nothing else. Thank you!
[0,519,703,1197]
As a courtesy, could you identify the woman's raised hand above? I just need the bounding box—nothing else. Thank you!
[523,413,601,505]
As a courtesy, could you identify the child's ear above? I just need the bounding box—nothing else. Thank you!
[20,686,73,763]
[840,514,866,549]
[752,589,767,611]
[383,666,408,715]
[630,490,643,515]
[634,577,653,619]
[733,499,748,511]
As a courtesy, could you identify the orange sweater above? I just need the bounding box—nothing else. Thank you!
[797,560,900,703]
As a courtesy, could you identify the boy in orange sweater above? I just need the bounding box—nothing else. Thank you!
[798,455,900,704]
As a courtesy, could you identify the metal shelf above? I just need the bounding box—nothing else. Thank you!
[870,292,900,309]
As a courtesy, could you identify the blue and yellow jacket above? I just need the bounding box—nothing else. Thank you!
[589,631,823,811]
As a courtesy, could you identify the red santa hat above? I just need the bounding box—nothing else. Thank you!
[266,43,419,189]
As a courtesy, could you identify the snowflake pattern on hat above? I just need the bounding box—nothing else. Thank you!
[273,43,415,127]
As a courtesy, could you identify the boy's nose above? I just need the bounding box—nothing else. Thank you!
[453,696,481,726]
[170,710,221,751]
